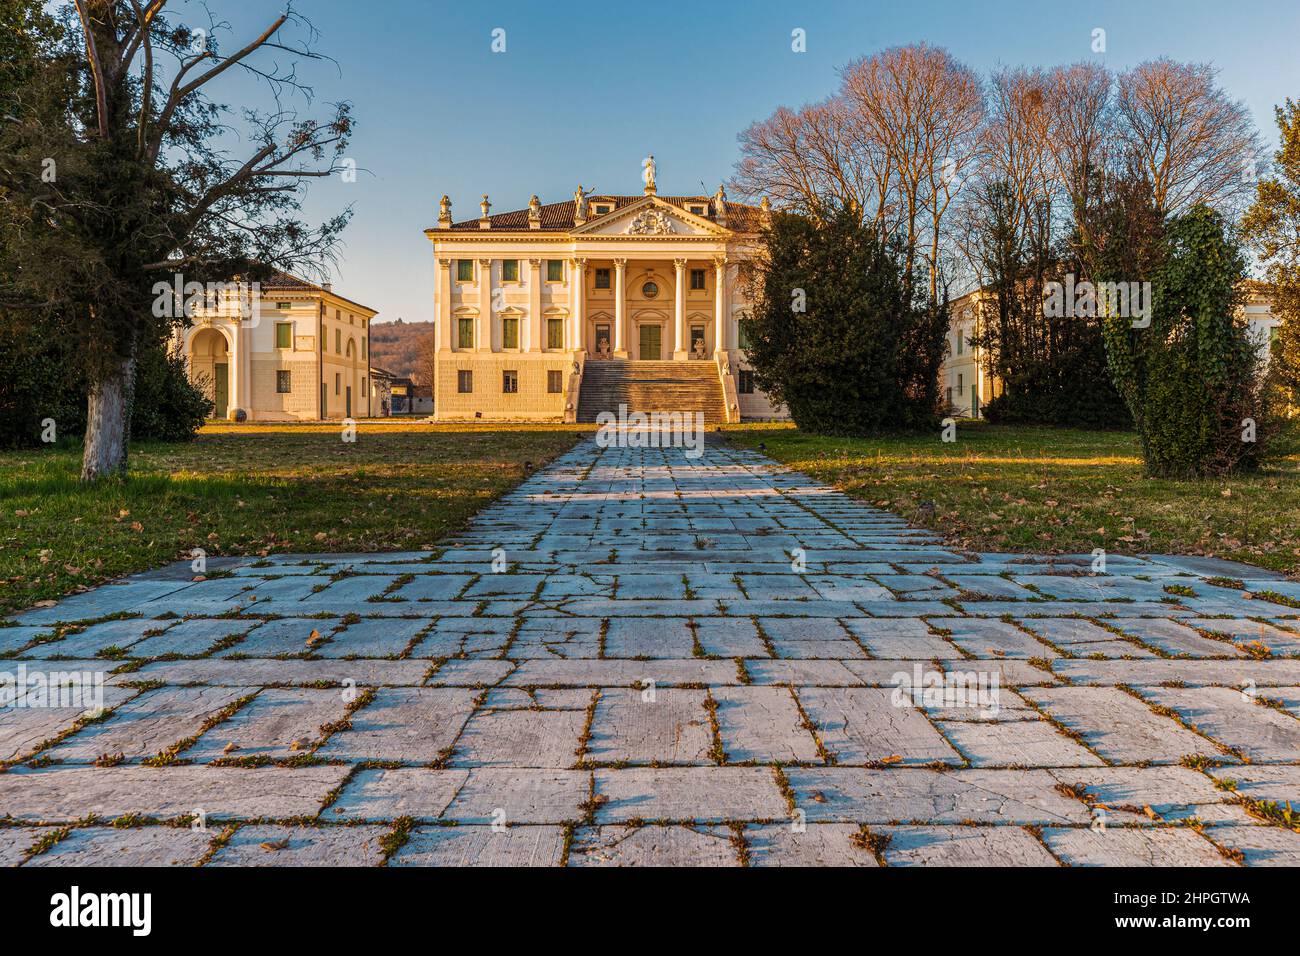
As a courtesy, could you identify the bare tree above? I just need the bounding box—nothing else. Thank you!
[0,1,353,478]
[1040,62,1113,247]
[1115,58,1260,215]
[841,44,984,298]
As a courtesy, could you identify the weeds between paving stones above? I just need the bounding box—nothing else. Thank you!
[378,816,416,864]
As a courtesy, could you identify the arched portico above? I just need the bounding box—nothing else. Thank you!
[187,325,233,418]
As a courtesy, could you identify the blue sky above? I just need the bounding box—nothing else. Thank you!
[205,0,1300,324]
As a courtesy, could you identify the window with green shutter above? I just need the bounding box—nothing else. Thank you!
[457,317,474,349]
[502,259,519,282]
[457,259,474,282]
[502,317,519,349]
[547,318,564,350]
[546,259,564,282]
[275,322,292,349]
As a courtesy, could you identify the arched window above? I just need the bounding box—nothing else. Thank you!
[346,338,355,358]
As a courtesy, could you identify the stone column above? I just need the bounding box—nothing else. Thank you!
[477,258,493,351]
[613,258,628,357]
[527,258,543,352]
[713,256,727,355]
[571,257,587,353]
[436,258,453,352]
[672,257,688,359]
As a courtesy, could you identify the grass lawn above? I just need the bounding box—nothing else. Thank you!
[0,422,586,615]
[725,422,1300,577]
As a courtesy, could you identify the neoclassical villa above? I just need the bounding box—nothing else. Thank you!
[424,157,784,422]
[180,270,378,421]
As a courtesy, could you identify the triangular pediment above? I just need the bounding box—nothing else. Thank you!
[573,196,731,237]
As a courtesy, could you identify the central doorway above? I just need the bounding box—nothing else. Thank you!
[638,324,661,360]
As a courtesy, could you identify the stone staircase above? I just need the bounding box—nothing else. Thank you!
[576,360,727,423]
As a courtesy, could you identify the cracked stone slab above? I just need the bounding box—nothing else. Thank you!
[712,686,821,763]
[745,823,879,866]
[1050,658,1300,687]
[0,685,137,762]
[1023,686,1224,765]
[133,659,432,687]
[593,767,788,823]
[878,825,1059,866]
[388,825,566,866]
[784,768,1091,825]
[0,765,350,822]
[326,768,469,822]
[185,688,352,762]
[1208,765,1300,806]
[504,659,734,688]
[1041,826,1230,866]
[207,824,389,866]
[317,687,478,764]
[441,769,588,824]
[23,826,214,867]
[1203,825,1300,866]
[0,827,57,866]
[568,824,740,866]
[586,687,714,765]
[794,687,962,766]
[48,685,254,764]
[452,709,587,768]
[1137,686,1300,762]
[1046,767,1251,824]
[937,719,1104,768]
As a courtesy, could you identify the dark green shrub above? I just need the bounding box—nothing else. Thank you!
[740,207,946,435]
[1103,205,1271,477]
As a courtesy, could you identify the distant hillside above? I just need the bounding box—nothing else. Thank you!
[369,319,434,382]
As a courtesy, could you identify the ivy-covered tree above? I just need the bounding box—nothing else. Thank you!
[0,1,353,478]
[1242,99,1300,417]
[1102,204,1269,477]
[740,206,946,434]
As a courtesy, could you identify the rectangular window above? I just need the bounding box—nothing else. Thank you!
[457,370,473,393]
[956,334,963,356]
[689,204,708,216]
[334,372,341,395]
[547,318,564,350]
[502,317,519,349]
[362,338,367,359]
[275,322,292,349]
[276,301,292,311]
[335,329,341,354]
[457,317,474,349]
[690,268,706,290]
[594,268,611,289]
[547,370,563,393]
[502,370,518,394]
[457,259,474,282]
[502,259,519,282]
[738,369,755,394]
[946,386,953,404]
[737,323,752,351]
[957,373,964,392]
[546,259,564,282]
[276,370,292,393]
[593,203,612,215]
[362,376,367,396]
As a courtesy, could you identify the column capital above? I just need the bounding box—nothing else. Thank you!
[477,257,492,266]
[527,257,543,267]
[712,255,728,269]
[437,257,453,267]
[673,257,689,271]
[613,257,628,269]
[571,256,588,269]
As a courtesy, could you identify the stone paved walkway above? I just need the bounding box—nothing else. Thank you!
[3,439,1300,866]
